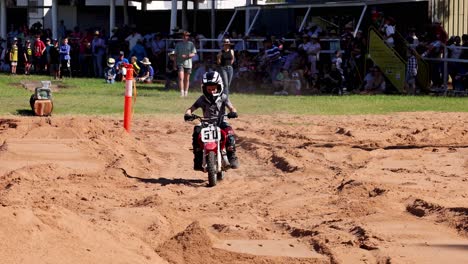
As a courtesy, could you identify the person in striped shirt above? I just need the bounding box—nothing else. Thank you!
[262,38,282,83]
[405,48,418,95]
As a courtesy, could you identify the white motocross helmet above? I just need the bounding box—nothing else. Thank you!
[201,71,224,102]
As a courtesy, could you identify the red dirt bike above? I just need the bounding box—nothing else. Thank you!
[190,114,233,187]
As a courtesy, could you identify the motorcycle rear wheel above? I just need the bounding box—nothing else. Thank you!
[206,152,217,187]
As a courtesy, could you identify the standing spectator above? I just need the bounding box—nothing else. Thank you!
[125,27,143,51]
[447,36,462,82]
[128,39,147,63]
[91,30,106,78]
[0,38,9,72]
[23,39,33,75]
[306,34,321,77]
[382,17,396,47]
[79,38,92,77]
[217,38,235,95]
[405,48,418,95]
[137,57,154,83]
[9,37,19,75]
[150,32,166,74]
[422,33,444,89]
[44,38,53,73]
[33,35,46,74]
[262,38,283,84]
[405,27,419,47]
[58,20,67,40]
[59,37,71,78]
[175,31,197,97]
[460,34,468,74]
[107,27,121,59]
[432,18,448,44]
[49,39,60,79]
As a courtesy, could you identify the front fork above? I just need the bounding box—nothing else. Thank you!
[202,143,230,172]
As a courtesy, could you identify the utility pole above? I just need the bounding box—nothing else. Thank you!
[211,0,216,64]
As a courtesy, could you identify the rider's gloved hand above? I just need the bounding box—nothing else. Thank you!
[227,112,238,119]
[184,114,193,121]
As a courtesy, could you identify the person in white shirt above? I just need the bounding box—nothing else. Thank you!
[125,28,143,51]
[382,17,395,47]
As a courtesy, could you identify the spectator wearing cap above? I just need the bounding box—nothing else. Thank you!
[23,39,33,75]
[217,38,235,95]
[175,31,197,97]
[33,35,46,74]
[49,39,60,79]
[92,30,106,78]
[115,51,129,81]
[59,37,72,78]
[9,38,19,75]
[137,57,154,83]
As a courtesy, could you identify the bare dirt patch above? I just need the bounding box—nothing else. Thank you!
[0,113,467,263]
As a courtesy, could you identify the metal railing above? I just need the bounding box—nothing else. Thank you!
[164,37,342,61]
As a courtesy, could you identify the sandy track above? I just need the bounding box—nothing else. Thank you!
[0,113,467,263]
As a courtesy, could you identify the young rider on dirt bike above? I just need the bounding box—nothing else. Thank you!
[184,70,240,171]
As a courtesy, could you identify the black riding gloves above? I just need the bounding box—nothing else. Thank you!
[184,114,193,121]
[228,112,238,119]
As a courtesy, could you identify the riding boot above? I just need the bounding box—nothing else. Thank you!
[226,134,239,169]
[227,151,239,169]
[193,151,203,171]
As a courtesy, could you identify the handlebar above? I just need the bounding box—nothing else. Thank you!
[189,114,228,123]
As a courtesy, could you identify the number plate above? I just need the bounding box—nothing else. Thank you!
[201,126,221,143]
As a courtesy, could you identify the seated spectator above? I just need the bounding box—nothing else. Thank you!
[115,51,129,81]
[321,63,343,95]
[361,66,386,94]
[165,50,178,90]
[104,58,117,84]
[136,57,154,83]
[130,56,141,77]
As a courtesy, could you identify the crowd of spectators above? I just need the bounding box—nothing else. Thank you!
[0,9,467,95]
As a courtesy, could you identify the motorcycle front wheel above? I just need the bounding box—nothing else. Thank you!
[206,151,217,187]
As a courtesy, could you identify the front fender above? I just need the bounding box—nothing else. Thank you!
[204,142,218,152]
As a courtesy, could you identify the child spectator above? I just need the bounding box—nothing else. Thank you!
[23,39,33,75]
[130,56,140,77]
[104,58,117,84]
[49,39,60,79]
[115,51,129,81]
[165,50,178,90]
[33,35,46,74]
[405,48,418,95]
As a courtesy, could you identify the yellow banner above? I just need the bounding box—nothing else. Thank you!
[368,30,406,93]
